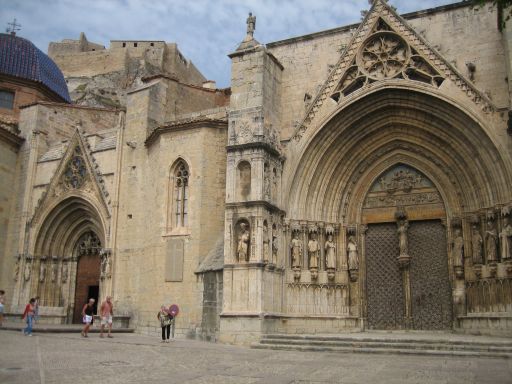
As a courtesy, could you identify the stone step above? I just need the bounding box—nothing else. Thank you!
[251,343,512,358]
[252,333,512,358]
[258,338,512,353]
[262,333,512,347]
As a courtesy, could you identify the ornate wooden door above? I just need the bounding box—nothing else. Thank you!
[409,220,452,330]
[366,220,452,330]
[366,223,405,329]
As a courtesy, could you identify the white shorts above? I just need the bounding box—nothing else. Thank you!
[101,315,113,325]
[83,315,92,324]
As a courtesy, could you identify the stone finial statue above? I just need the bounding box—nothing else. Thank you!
[290,232,302,268]
[325,235,336,270]
[485,220,498,262]
[237,223,250,262]
[452,228,464,267]
[500,222,512,260]
[308,233,320,269]
[471,225,483,265]
[246,12,256,37]
[347,236,359,270]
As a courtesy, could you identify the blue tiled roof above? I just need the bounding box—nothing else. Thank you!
[0,33,70,103]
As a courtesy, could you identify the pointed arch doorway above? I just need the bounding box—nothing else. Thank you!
[72,232,102,323]
[363,164,452,330]
[31,196,107,324]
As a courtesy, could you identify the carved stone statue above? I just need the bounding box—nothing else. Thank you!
[246,12,256,37]
[24,261,31,282]
[290,232,302,268]
[325,235,336,270]
[452,228,464,267]
[237,223,250,262]
[397,220,409,256]
[13,257,20,281]
[347,236,359,270]
[485,220,498,262]
[51,261,58,282]
[263,224,270,263]
[500,223,512,260]
[271,231,278,265]
[39,260,46,283]
[61,262,68,283]
[471,225,483,265]
[308,233,320,269]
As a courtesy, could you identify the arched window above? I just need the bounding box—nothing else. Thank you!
[174,160,189,227]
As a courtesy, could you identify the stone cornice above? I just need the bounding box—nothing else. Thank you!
[145,118,227,147]
[226,200,285,215]
[226,141,283,158]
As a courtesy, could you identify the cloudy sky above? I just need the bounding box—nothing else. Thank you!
[1,0,461,87]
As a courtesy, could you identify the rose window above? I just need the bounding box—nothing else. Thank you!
[357,32,410,80]
[63,146,87,189]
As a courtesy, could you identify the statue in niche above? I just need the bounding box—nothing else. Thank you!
[24,262,31,282]
[452,228,464,267]
[237,223,250,262]
[61,262,68,283]
[485,220,498,262]
[471,225,483,265]
[263,224,270,263]
[325,235,336,270]
[271,230,278,265]
[500,222,512,260]
[290,232,303,268]
[308,233,320,269]
[347,236,359,270]
[397,220,409,256]
[13,257,20,281]
[39,260,46,283]
[51,261,58,282]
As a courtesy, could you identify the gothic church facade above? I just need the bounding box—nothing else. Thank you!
[1,1,512,343]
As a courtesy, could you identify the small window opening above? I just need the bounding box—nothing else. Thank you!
[0,90,15,110]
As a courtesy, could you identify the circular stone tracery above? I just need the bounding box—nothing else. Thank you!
[357,31,410,80]
[63,147,87,189]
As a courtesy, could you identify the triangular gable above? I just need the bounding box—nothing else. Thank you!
[31,126,112,225]
[292,0,495,141]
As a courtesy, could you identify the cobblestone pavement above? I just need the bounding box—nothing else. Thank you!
[0,330,511,384]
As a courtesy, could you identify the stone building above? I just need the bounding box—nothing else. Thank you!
[1,0,512,342]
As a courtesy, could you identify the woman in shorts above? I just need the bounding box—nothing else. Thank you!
[81,298,95,337]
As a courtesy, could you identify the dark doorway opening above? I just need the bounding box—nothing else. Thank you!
[88,285,99,314]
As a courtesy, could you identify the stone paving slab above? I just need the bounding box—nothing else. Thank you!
[0,330,511,384]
